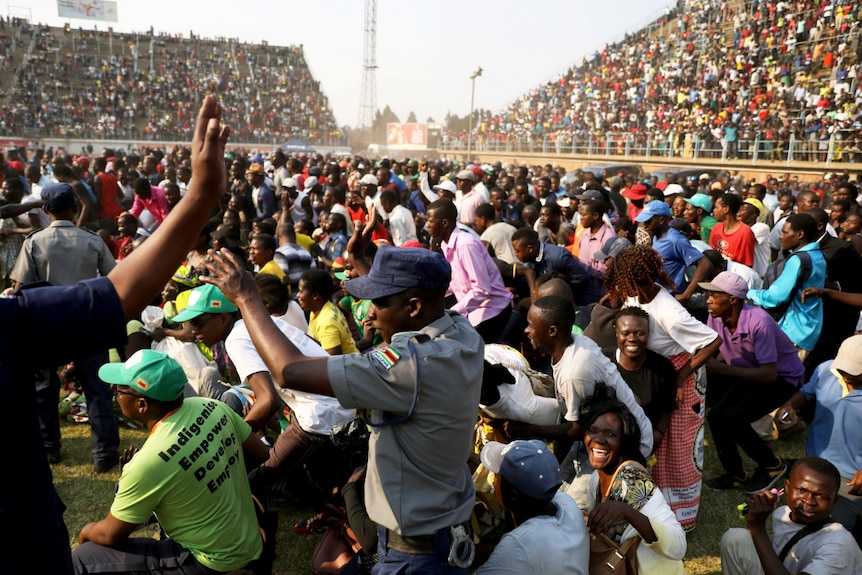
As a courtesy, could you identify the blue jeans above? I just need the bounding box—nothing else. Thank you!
[76,351,120,465]
[36,351,119,464]
[372,526,467,575]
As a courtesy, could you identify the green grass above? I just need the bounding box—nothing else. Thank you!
[55,419,806,574]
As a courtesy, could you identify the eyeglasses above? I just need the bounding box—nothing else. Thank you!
[113,387,144,399]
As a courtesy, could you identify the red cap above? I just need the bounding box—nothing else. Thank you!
[623,184,647,200]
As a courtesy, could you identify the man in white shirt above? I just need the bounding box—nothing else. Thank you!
[380,190,417,246]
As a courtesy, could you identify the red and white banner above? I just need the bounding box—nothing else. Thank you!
[386,123,428,150]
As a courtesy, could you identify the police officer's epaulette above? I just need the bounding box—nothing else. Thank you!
[409,333,431,344]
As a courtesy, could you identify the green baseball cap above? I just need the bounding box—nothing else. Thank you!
[172,284,238,323]
[99,350,187,401]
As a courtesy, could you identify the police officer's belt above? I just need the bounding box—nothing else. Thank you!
[385,530,436,554]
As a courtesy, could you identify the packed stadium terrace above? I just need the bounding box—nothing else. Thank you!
[0,19,341,144]
[448,0,862,163]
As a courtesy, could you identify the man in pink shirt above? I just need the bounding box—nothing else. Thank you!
[426,198,512,343]
[577,198,616,292]
[129,177,171,228]
[455,169,487,229]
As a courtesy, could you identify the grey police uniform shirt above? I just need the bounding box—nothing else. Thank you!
[328,310,483,537]
[10,220,116,286]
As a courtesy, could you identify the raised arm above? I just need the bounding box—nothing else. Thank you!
[108,96,230,320]
[201,248,333,396]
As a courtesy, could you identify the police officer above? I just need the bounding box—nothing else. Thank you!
[202,244,483,574]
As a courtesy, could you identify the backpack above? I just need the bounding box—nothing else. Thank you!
[761,251,812,321]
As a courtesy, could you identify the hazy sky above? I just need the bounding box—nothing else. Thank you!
[20,0,672,127]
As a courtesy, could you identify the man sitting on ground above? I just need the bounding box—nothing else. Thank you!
[72,350,268,574]
[475,440,588,575]
[720,456,862,575]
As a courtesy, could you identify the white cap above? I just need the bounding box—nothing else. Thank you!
[281,177,296,188]
[664,183,685,197]
[433,180,457,195]
[359,174,378,186]
[304,176,318,189]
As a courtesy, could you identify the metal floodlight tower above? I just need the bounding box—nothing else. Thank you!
[467,66,483,161]
[357,0,378,130]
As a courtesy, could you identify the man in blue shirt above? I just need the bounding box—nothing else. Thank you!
[635,200,712,303]
[777,335,862,540]
[747,213,826,356]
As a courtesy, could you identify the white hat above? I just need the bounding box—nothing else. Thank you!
[433,180,457,195]
[304,176,319,189]
[281,177,296,188]
[664,183,685,197]
[359,174,378,186]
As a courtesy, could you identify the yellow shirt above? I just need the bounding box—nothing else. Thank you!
[258,259,286,280]
[309,301,358,354]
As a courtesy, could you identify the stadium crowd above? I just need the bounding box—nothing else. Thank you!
[0,20,340,142]
[4,94,862,574]
[450,0,862,163]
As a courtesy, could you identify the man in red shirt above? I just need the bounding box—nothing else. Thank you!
[710,193,755,267]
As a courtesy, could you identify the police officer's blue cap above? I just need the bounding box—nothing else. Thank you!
[344,245,451,300]
[42,183,76,214]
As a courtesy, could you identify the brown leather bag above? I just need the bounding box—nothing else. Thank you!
[589,460,644,575]
[589,532,640,575]
[311,521,362,575]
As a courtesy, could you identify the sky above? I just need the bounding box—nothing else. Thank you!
[18,0,672,128]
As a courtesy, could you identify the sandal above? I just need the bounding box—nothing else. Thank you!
[294,513,325,534]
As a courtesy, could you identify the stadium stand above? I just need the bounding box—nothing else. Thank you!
[446,0,862,164]
[0,19,343,145]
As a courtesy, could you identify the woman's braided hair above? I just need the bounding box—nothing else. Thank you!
[605,245,675,307]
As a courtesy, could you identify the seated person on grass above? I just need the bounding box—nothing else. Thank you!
[720,456,862,575]
[73,350,268,575]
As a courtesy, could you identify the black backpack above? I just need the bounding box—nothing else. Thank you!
[761,251,812,321]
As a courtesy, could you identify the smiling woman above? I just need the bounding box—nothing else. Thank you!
[582,394,687,575]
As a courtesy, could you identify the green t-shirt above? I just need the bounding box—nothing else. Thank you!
[110,398,261,571]
[339,295,384,347]
[700,215,718,243]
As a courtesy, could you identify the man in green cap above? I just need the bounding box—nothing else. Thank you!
[72,350,268,574]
